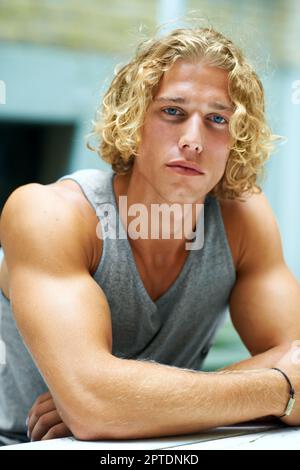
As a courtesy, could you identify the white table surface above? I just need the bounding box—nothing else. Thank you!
[2,422,300,450]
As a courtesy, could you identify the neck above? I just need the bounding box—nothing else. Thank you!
[113,167,205,260]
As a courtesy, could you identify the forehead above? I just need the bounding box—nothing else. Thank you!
[154,59,231,104]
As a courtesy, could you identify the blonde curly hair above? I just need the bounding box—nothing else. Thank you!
[87,26,281,200]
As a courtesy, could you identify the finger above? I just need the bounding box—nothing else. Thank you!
[31,410,63,442]
[35,391,52,404]
[41,422,73,441]
[27,391,52,418]
[27,398,57,439]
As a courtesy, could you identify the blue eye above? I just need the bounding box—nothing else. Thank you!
[163,107,181,116]
[210,115,227,125]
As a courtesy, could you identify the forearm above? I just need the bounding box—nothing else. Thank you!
[85,357,288,440]
[218,345,292,424]
[219,343,291,372]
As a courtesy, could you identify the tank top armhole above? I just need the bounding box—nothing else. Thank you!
[214,198,237,281]
[56,177,98,214]
[57,176,106,279]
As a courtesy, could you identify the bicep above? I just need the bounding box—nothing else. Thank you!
[10,267,113,391]
[228,191,300,355]
[229,264,300,355]
[1,183,114,426]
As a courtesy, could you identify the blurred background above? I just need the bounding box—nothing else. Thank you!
[0,0,299,370]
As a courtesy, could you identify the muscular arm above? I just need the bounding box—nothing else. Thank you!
[225,192,300,368]
[98,192,299,439]
[0,184,114,436]
[91,359,292,439]
[0,185,296,441]
[213,191,300,421]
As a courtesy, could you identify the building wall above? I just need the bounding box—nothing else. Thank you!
[0,0,299,370]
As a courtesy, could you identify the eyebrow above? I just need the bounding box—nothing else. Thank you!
[154,96,234,112]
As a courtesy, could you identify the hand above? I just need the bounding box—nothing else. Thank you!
[273,340,300,426]
[27,391,73,441]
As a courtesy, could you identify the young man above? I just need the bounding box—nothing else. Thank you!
[0,27,300,446]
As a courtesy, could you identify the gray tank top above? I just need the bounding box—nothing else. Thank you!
[0,168,236,445]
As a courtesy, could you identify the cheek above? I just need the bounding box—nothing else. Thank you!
[209,144,230,176]
[213,127,230,144]
[139,116,175,154]
[218,148,231,169]
[210,132,231,158]
[146,116,173,138]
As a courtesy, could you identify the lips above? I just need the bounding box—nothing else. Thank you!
[166,160,205,174]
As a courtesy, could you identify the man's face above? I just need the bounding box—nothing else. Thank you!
[135,59,234,204]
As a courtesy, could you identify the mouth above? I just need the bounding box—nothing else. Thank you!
[166,161,205,176]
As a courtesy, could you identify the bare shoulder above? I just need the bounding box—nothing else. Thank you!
[49,179,96,224]
[50,179,102,274]
[219,190,284,273]
[0,182,97,276]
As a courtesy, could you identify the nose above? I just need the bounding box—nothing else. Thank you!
[178,117,203,155]
[179,140,202,154]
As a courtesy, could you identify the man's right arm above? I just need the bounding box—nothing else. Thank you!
[0,184,298,441]
[0,183,116,437]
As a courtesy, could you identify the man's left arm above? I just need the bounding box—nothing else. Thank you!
[222,191,300,372]
[28,192,300,439]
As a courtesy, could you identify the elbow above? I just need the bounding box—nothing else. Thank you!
[71,423,107,442]
[69,413,124,442]
[62,389,124,441]
[60,357,130,441]
[66,405,115,442]
[66,393,135,441]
